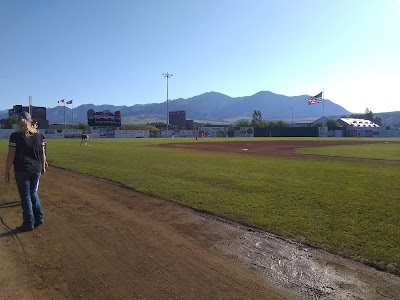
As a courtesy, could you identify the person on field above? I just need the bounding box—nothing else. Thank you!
[32,119,47,156]
[80,134,89,146]
[4,112,47,232]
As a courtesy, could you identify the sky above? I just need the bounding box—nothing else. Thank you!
[1,0,399,114]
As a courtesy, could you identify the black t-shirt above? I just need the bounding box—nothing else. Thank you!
[9,131,44,173]
[38,131,46,142]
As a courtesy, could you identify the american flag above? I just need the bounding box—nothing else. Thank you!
[58,99,65,103]
[306,92,323,105]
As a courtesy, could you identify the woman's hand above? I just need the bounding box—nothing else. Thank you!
[41,162,47,174]
[4,171,10,183]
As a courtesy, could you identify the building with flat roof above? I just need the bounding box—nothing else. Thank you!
[8,105,49,128]
[169,110,194,130]
[269,116,329,127]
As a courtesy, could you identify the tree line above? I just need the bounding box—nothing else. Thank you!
[2,108,388,130]
[233,109,384,129]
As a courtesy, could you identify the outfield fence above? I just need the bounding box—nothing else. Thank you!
[0,127,399,139]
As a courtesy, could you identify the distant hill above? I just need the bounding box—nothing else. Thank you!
[374,111,400,127]
[1,91,399,126]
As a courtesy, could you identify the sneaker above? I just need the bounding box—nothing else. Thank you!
[34,220,44,228]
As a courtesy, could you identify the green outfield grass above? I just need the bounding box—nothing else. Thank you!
[1,137,399,275]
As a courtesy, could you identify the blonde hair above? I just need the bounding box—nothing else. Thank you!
[18,118,37,136]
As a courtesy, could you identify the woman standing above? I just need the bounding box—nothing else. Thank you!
[4,112,47,232]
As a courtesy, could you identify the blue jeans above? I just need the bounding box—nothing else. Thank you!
[14,172,44,229]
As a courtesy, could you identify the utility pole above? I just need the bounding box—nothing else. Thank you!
[28,96,32,115]
[162,72,173,130]
[289,107,294,127]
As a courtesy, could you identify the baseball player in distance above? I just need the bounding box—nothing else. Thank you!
[80,134,89,146]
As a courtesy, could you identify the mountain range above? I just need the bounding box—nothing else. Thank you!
[1,91,399,126]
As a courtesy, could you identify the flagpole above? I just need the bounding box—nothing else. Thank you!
[29,96,32,115]
[322,88,325,117]
[64,101,66,130]
[72,100,74,124]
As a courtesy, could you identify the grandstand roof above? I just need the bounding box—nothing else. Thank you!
[339,118,380,127]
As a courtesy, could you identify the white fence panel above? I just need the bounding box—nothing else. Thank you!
[114,130,149,138]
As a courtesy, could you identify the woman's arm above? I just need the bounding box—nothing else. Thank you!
[41,145,47,174]
[4,146,16,183]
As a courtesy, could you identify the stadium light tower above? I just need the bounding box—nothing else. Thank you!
[162,72,173,130]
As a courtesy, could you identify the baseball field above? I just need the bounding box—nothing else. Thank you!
[1,137,399,299]
[44,137,400,274]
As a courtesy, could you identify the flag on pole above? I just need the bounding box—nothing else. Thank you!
[58,99,65,103]
[306,92,323,105]
[66,100,73,104]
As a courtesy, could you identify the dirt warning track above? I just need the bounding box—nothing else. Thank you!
[0,161,294,300]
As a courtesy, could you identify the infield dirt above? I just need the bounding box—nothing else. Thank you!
[1,140,399,299]
[161,139,400,159]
